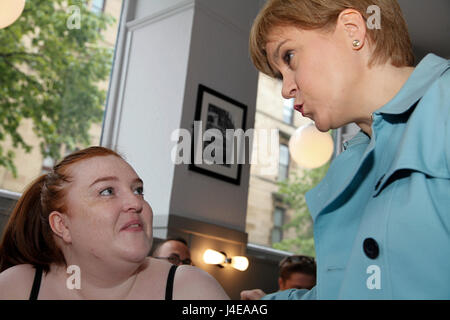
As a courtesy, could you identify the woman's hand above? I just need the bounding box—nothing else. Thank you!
[240,289,266,300]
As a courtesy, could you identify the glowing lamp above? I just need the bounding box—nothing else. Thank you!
[230,256,249,271]
[288,123,334,169]
[203,249,226,265]
[203,249,249,272]
[0,0,26,29]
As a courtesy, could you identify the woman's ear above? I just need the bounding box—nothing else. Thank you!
[49,211,72,243]
[337,8,367,50]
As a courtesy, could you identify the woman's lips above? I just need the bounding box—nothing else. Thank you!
[120,219,143,232]
[294,104,305,116]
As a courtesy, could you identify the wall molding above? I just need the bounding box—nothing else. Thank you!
[0,189,21,200]
[126,0,195,32]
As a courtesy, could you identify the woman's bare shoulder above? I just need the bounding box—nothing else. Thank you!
[135,258,229,299]
[173,265,230,300]
[0,264,36,300]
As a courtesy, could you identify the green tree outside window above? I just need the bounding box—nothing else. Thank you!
[272,162,330,257]
[0,0,115,176]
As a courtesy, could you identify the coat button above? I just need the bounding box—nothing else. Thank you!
[363,238,379,259]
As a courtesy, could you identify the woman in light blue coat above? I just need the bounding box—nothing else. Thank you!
[245,0,450,299]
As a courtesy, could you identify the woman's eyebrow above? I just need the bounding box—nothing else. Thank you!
[89,176,143,187]
[273,39,289,61]
[89,176,118,187]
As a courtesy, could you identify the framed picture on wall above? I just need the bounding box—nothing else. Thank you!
[189,84,248,185]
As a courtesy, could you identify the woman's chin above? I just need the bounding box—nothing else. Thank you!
[314,121,330,132]
[124,249,150,263]
[117,241,151,262]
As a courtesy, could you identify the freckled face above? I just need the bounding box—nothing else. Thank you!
[63,155,153,264]
[265,25,362,132]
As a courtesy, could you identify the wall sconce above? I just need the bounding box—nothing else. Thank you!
[0,0,26,29]
[288,123,334,169]
[203,249,249,271]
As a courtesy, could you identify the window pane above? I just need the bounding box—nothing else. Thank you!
[246,73,319,253]
[273,207,285,227]
[278,144,289,180]
[271,227,282,244]
[278,166,289,181]
[91,0,105,14]
[279,144,289,165]
[282,98,294,124]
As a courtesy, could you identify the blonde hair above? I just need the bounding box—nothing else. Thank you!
[250,0,414,77]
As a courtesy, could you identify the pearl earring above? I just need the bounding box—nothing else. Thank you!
[353,40,361,48]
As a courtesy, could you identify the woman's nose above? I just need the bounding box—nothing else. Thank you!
[281,75,298,99]
[123,192,143,213]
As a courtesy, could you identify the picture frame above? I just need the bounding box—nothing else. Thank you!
[189,84,248,185]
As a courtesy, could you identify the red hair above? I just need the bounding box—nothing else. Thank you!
[0,146,122,273]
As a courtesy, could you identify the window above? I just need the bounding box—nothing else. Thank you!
[278,144,290,181]
[282,98,294,124]
[271,207,285,244]
[91,0,105,14]
[0,0,123,194]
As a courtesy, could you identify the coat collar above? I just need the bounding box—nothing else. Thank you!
[375,53,450,116]
[306,54,450,220]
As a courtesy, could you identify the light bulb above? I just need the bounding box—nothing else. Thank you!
[288,123,334,169]
[0,0,26,29]
[203,249,226,265]
[230,256,249,271]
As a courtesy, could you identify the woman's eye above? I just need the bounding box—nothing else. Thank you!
[283,51,294,67]
[99,187,114,196]
[134,186,144,195]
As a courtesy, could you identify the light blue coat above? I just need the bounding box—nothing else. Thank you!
[264,54,450,300]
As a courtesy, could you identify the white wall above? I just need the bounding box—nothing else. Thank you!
[169,0,260,231]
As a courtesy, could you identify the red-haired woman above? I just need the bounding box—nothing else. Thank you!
[0,147,229,300]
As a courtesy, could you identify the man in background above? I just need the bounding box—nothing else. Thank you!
[241,255,316,299]
[277,255,316,290]
[152,237,193,266]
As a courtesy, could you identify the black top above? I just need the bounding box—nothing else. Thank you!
[29,265,43,300]
[29,264,178,300]
[165,264,178,300]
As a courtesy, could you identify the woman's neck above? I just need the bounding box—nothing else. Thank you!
[355,63,415,137]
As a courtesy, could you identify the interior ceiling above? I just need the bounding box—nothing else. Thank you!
[397,0,450,61]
